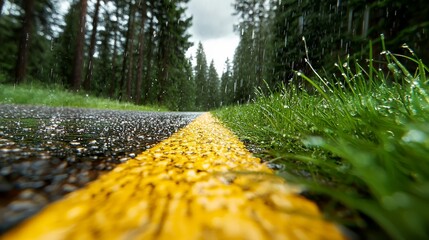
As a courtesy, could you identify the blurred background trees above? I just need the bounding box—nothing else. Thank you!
[0,0,428,110]
[231,0,429,102]
[0,0,204,110]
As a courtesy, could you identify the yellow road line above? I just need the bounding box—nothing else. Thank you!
[2,113,344,240]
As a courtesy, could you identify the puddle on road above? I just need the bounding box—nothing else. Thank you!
[0,104,200,233]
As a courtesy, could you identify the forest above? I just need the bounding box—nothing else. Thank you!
[0,0,428,111]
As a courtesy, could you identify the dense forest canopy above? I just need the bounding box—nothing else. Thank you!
[0,0,428,110]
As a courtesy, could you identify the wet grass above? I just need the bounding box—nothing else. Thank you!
[215,44,429,240]
[0,82,167,111]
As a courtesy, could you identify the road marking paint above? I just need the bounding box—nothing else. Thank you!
[2,113,344,240]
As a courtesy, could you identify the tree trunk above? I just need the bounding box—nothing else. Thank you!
[157,16,170,104]
[83,0,101,91]
[135,0,147,105]
[119,1,136,100]
[126,3,136,102]
[109,29,118,98]
[158,44,169,104]
[109,0,120,98]
[143,13,154,102]
[14,0,35,84]
[70,0,88,91]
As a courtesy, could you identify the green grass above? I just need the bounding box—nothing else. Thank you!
[215,45,429,240]
[0,82,167,111]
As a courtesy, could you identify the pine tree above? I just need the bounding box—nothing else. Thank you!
[6,0,56,84]
[83,0,102,91]
[14,0,36,84]
[53,2,79,87]
[70,0,88,91]
[93,10,114,96]
[0,13,20,81]
[194,42,208,110]
[108,0,123,98]
[220,58,233,106]
[154,0,190,104]
[232,0,269,102]
[135,0,147,104]
[178,58,196,110]
[143,2,155,103]
[119,1,137,100]
[232,28,256,103]
[207,60,220,109]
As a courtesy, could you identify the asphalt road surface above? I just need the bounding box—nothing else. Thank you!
[0,104,200,233]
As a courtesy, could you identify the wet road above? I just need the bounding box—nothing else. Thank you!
[2,113,344,240]
[0,104,200,233]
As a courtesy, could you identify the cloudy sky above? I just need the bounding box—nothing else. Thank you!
[186,0,239,74]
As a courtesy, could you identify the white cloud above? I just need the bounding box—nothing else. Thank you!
[186,0,239,74]
[188,0,237,40]
[187,35,239,75]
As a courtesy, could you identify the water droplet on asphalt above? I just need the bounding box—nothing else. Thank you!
[0,104,200,231]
